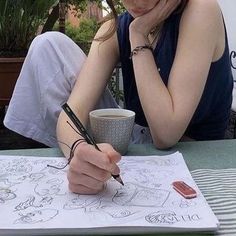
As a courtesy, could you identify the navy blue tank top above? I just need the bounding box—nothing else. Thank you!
[117,12,233,140]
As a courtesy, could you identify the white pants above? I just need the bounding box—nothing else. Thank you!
[4,32,152,147]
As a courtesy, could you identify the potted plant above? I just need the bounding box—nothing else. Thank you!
[0,0,57,106]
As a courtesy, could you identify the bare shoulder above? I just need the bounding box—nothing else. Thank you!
[178,0,224,56]
[95,19,114,38]
[182,0,222,26]
[91,19,119,57]
[84,19,120,75]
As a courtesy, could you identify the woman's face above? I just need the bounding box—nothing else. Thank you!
[122,0,160,18]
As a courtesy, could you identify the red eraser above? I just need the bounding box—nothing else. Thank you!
[172,181,197,199]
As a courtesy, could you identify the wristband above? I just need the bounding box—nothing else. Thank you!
[129,44,153,59]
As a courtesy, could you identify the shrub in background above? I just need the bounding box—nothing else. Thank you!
[0,0,57,57]
[54,18,98,54]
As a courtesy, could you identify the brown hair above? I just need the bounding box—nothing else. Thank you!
[96,0,189,42]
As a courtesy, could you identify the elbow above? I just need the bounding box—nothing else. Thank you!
[150,121,185,150]
[152,133,179,150]
[153,140,176,150]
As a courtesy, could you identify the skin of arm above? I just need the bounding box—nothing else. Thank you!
[56,20,121,194]
[129,0,225,149]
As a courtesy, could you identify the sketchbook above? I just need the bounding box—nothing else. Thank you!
[0,152,219,235]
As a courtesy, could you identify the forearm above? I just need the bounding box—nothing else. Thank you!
[56,107,87,159]
[130,32,185,148]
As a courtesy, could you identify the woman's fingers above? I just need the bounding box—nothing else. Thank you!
[129,0,182,36]
[155,0,181,21]
[164,0,181,15]
[68,170,104,192]
[69,159,112,182]
[98,143,122,163]
[67,142,122,194]
[76,143,120,174]
[68,179,104,194]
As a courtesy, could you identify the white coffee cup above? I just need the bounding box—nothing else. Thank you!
[89,108,135,155]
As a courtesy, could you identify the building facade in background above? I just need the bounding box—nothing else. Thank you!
[67,2,103,27]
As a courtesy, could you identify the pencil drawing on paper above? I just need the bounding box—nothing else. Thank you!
[112,182,170,207]
[145,211,201,225]
[14,209,59,224]
[0,153,218,231]
[0,188,16,203]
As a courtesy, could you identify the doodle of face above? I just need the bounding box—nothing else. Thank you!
[145,211,177,225]
[14,209,58,224]
[29,173,45,182]
[113,182,136,205]
[34,178,65,196]
[0,188,16,203]
[113,183,169,207]
[5,162,32,175]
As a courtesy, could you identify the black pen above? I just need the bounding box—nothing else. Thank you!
[62,103,124,186]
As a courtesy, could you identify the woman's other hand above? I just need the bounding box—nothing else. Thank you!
[129,0,181,37]
[67,142,121,194]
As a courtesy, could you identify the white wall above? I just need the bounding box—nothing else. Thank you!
[217,0,236,79]
[217,0,236,110]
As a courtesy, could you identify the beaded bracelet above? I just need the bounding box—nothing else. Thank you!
[47,138,86,170]
[129,44,153,59]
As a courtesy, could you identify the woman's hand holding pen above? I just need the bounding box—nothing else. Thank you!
[67,142,121,194]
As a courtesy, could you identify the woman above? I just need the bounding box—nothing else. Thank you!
[4,0,233,194]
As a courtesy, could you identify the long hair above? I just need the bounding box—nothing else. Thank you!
[96,0,189,42]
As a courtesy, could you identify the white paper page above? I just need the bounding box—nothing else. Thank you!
[0,152,219,232]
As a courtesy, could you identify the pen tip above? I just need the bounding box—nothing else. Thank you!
[112,174,124,186]
[116,176,124,186]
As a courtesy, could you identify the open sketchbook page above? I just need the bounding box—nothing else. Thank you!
[0,152,219,234]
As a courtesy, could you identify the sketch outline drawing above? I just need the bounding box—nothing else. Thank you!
[0,153,219,232]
